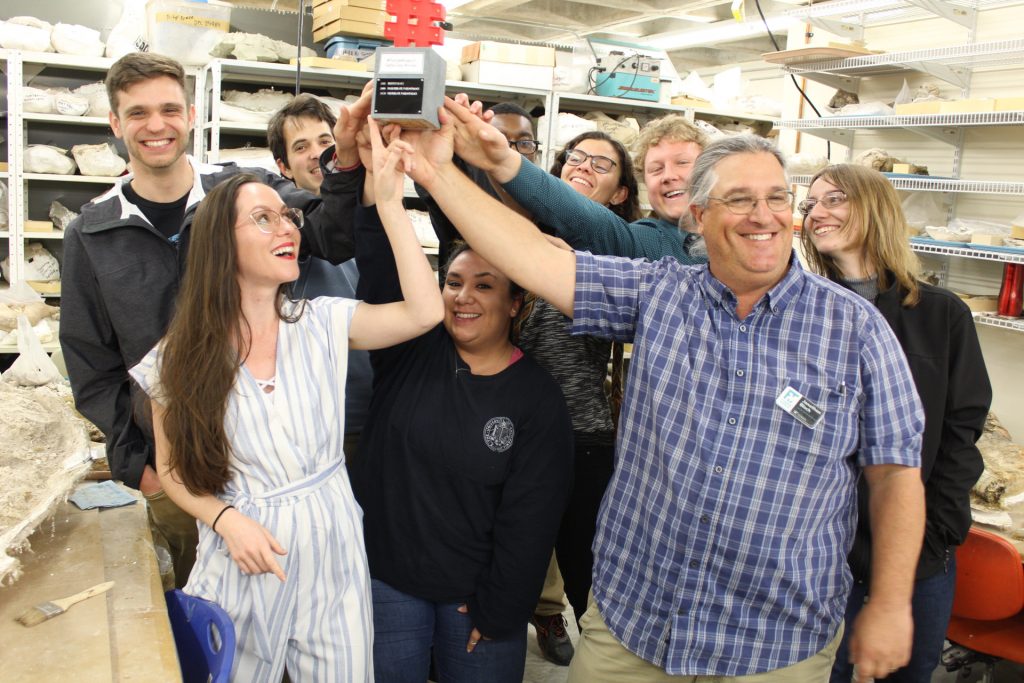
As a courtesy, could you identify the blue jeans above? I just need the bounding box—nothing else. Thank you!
[830,554,956,683]
[371,578,527,683]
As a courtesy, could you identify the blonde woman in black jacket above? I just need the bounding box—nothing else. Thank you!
[800,163,992,683]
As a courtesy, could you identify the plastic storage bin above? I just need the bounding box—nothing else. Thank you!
[147,0,232,66]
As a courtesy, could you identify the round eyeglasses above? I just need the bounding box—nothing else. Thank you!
[243,207,304,234]
[708,192,794,215]
[508,139,540,155]
[797,191,848,216]
[565,148,617,174]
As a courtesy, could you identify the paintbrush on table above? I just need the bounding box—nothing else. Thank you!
[14,580,115,627]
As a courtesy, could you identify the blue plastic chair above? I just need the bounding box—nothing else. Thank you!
[165,589,236,683]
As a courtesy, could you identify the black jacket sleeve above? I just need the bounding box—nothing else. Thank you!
[923,300,990,554]
[267,150,364,264]
[60,221,151,488]
[467,385,574,638]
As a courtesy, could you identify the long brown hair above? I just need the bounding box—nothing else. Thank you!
[159,173,299,495]
[800,164,921,306]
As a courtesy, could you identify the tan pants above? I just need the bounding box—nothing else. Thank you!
[535,552,569,617]
[568,594,842,683]
[145,489,199,590]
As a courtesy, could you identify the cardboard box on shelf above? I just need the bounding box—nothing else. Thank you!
[27,281,60,295]
[995,97,1024,111]
[23,220,54,233]
[289,56,368,71]
[313,0,387,14]
[461,60,554,90]
[971,233,1003,246]
[460,41,555,67]
[956,293,998,312]
[671,95,712,108]
[939,98,996,114]
[894,100,942,115]
[313,18,387,42]
[312,4,386,31]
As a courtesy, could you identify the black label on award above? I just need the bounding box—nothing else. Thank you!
[374,78,425,115]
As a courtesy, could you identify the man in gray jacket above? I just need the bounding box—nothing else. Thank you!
[60,52,366,587]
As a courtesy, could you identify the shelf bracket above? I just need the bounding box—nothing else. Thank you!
[902,61,970,90]
[806,16,863,42]
[799,71,862,92]
[796,127,857,146]
[906,126,960,145]
[905,0,976,29]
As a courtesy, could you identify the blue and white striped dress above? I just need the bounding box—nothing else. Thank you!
[131,297,373,682]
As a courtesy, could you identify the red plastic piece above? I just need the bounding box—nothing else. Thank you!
[385,0,447,47]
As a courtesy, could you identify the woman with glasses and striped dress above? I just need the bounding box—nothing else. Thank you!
[129,125,443,681]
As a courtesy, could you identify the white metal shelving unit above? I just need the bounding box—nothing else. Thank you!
[784,0,1023,42]
[777,2,1024,335]
[780,38,1024,91]
[0,50,191,354]
[909,239,1024,265]
[197,58,556,164]
[790,173,1024,195]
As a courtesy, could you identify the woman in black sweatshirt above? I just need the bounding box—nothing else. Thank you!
[350,182,573,682]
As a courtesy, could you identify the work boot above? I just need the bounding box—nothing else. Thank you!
[531,612,574,666]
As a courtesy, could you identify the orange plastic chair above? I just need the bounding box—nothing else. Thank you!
[943,527,1024,681]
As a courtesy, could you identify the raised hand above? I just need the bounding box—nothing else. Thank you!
[368,117,414,206]
[391,107,456,187]
[334,81,375,167]
[443,97,521,182]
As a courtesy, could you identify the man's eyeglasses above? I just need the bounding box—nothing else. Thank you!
[565,148,617,174]
[508,140,540,155]
[797,191,848,216]
[708,192,794,215]
[243,208,304,234]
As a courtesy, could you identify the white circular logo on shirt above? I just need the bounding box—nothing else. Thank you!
[483,417,515,453]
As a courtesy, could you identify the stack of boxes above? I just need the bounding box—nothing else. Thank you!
[460,41,555,90]
[312,0,389,43]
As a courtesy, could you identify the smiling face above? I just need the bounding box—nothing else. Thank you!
[692,151,793,298]
[804,177,861,265]
[442,249,519,353]
[233,183,302,290]
[643,139,703,222]
[560,138,628,209]
[277,115,335,195]
[109,76,194,175]
[491,113,536,163]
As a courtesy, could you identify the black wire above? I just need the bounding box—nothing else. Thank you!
[295,0,305,95]
[753,0,831,158]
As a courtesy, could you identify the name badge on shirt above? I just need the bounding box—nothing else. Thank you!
[775,385,824,429]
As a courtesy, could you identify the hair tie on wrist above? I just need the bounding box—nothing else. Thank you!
[212,504,235,533]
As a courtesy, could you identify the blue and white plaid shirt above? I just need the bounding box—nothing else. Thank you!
[573,252,923,676]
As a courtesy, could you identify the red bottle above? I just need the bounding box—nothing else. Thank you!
[998,263,1023,317]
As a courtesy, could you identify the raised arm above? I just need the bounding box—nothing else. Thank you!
[348,118,444,350]
[401,106,577,316]
[445,97,655,258]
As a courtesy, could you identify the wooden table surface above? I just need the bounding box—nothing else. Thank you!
[0,490,182,682]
